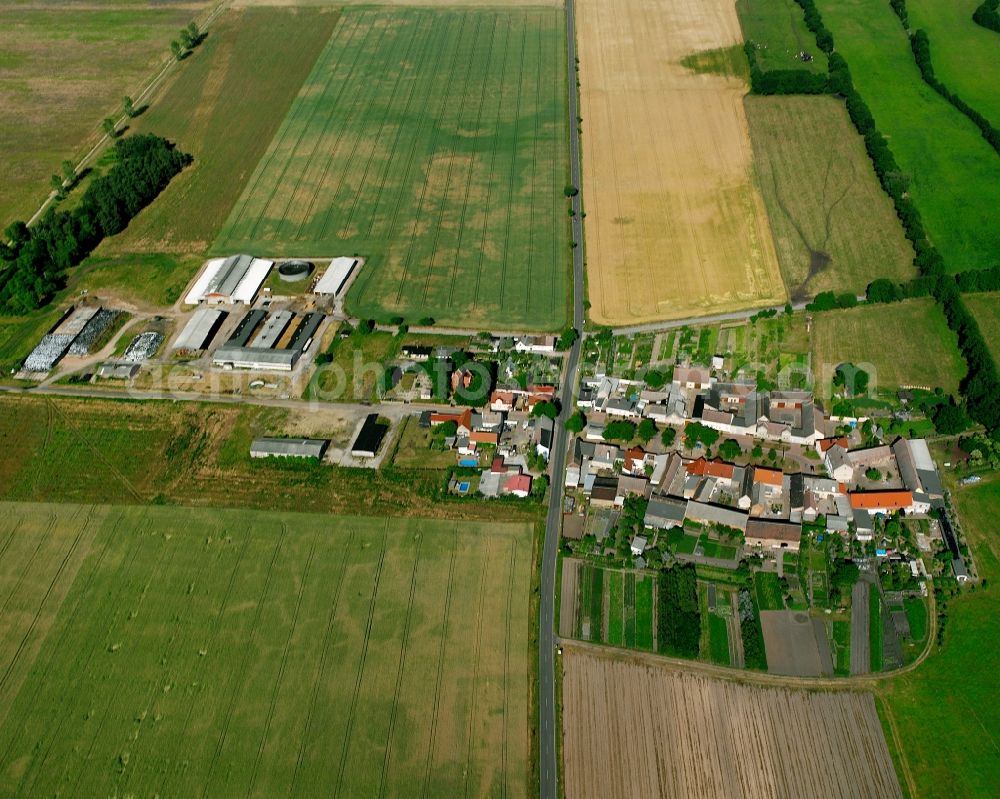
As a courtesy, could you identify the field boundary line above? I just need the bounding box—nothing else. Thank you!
[0,506,94,695]
[463,534,492,799]
[293,13,383,239]
[20,515,164,794]
[332,522,388,799]
[376,530,424,799]
[201,522,288,797]
[290,529,355,795]
[0,509,125,750]
[445,13,500,309]
[246,535,318,797]
[471,16,514,313]
[414,11,482,306]
[421,531,459,798]
[238,13,367,244]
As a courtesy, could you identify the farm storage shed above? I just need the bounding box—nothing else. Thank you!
[250,310,294,349]
[351,414,388,458]
[173,308,226,352]
[185,255,273,305]
[313,257,359,296]
[250,437,328,459]
[212,346,299,371]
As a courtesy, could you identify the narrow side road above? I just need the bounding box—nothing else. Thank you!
[539,2,585,796]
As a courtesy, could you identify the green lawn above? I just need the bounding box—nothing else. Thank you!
[907,0,1000,125]
[214,7,570,330]
[0,502,532,796]
[708,614,731,666]
[736,0,829,73]
[667,528,699,555]
[811,298,966,395]
[818,0,1000,271]
[634,575,654,650]
[307,330,401,403]
[878,478,1000,797]
[753,571,785,611]
[745,96,914,301]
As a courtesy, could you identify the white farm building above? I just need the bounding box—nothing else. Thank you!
[313,257,360,297]
[184,255,273,305]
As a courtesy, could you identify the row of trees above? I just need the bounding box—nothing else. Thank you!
[0,135,191,313]
[171,22,205,61]
[973,0,1000,33]
[805,290,859,311]
[743,42,829,95]
[866,264,1000,305]
[904,26,1000,155]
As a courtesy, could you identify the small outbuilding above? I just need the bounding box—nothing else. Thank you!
[351,414,389,458]
[250,437,328,460]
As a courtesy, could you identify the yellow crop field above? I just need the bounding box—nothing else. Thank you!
[577,0,786,326]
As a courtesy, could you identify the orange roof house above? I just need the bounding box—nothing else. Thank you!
[753,467,784,487]
[849,490,913,511]
[686,458,735,480]
[470,430,498,445]
[818,436,850,453]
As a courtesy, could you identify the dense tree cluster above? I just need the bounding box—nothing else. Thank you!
[738,587,768,670]
[955,265,1000,293]
[656,563,700,658]
[0,134,190,313]
[934,279,1000,430]
[973,0,1000,33]
[904,27,1000,155]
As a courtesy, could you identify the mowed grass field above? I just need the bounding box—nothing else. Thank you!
[577,0,786,325]
[963,293,1000,366]
[818,0,1000,271]
[745,96,914,300]
[907,0,1000,125]
[736,0,829,73]
[0,1,214,228]
[214,7,570,330]
[0,502,532,796]
[878,478,1000,797]
[98,6,340,255]
[810,298,965,394]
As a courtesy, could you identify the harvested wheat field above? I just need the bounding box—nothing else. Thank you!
[577,0,785,325]
[561,648,902,799]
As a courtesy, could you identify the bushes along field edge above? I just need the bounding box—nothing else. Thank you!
[887,1,1000,155]
[973,0,1000,33]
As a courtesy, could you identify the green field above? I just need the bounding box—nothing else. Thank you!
[736,0,829,73]
[818,0,1000,271]
[634,576,654,650]
[574,566,655,650]
[606,571,625,646]
[745,96,914,300]
[213,7,570,329]
[879,478,1000,797]
[307,329,401,403]
[0,502,531,796]
[811,298,966,395]
[963,293,1000,366]
[98,6,340,255]
[832,619,850,676]
[575,564,604,641]
[753,571,785,611]
[707,614,731,666]
[907,0,1000,125]
[0,1,213,227]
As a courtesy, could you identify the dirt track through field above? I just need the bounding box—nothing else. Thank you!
[576,0,785,325]
[562,648,902,799]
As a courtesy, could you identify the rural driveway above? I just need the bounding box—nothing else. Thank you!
[539,2,586,797]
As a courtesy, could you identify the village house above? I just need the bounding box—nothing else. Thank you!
[643,496,687,530]
[745,519,802,551]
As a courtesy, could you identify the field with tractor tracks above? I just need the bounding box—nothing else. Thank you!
[0,502,532,797]
[214,7,570,330]
[561,647,901,799]
[576,0,786,326]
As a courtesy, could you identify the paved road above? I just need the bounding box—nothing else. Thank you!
[538,3,586,797]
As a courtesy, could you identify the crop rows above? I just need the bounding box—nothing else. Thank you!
[0,503,531,797]
[214,8,569,329]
